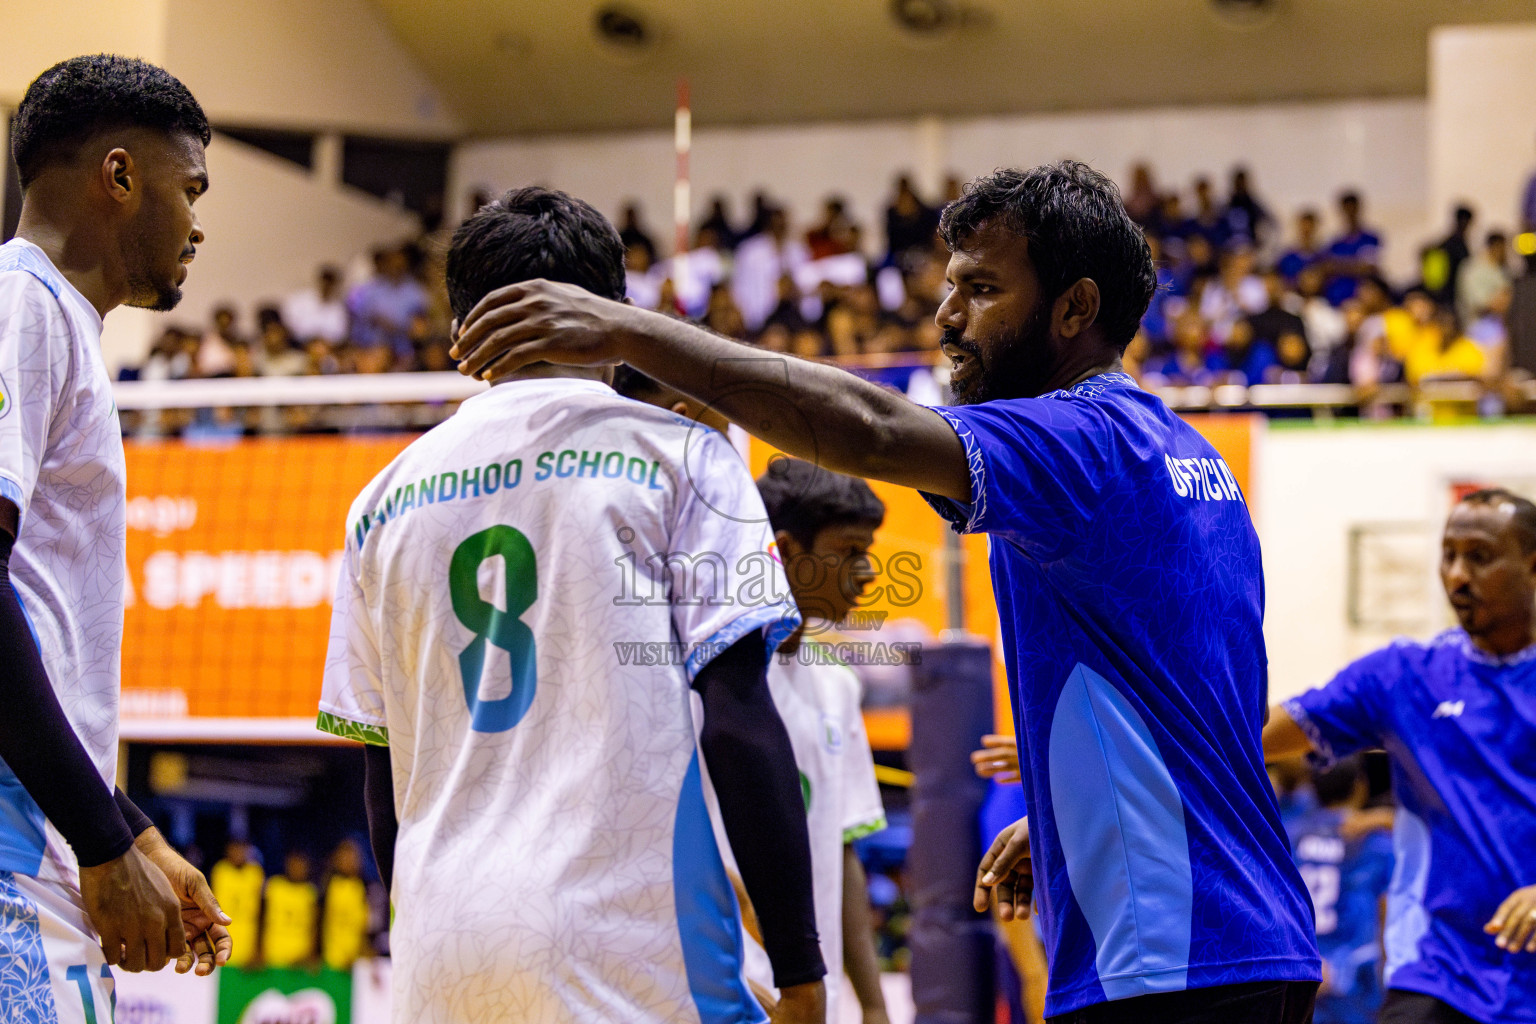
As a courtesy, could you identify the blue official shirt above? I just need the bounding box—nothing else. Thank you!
[1286,631,1536,1024]
[923,372,1320,1017]
[1289,806,1394,1024]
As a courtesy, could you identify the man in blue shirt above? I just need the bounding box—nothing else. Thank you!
[449,160,1321,1023]
[1265,489,1536,1024]
[1287,756,1394,1024]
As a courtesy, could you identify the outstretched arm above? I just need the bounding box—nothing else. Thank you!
[452,280,972,500]
[1261,703,1316,763]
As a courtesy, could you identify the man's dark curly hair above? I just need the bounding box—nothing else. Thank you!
[11,54,209,189]
[939,161,1156,352]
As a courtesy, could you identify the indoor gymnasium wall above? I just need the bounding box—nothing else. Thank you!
[452,97,1431,281]
[1257,422,1536,704]
[3,0,463,372]
[160,0,461,136]
[1428,22,1536,234]
[0,0,171,105]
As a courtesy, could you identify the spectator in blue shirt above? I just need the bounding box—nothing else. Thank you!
[1265,489,1536,1024]
[1288,756,1395,1024]
[451,162,1322,1024]
[1325,192,1383,305]
[1277,209,1325,284]
[348,244,428,360]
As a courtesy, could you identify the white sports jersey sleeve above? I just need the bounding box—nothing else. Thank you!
[0,273,66,519]
[318,534,388,746]
[836,674,886,842]
[0,238,126,889]
[667,429,798,679]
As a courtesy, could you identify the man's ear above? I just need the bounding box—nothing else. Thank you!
[621,296,634,306]
[102,148,135,205]
[668,400,691,418]
[1054,278,1101,340]
[774,529,801,561]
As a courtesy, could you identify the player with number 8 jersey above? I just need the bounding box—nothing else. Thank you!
[319,187,824,1024]
[320,381,804,1021]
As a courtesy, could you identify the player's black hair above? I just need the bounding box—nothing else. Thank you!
[1458,488,1536,554]
[11,55,209,189]
[446,186,626,321]
[612,365,671,403]
[756,458,885,550]
[1311,754,1365,808]
[939,162,1156,352]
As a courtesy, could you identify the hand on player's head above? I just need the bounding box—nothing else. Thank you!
[450,278,635,381]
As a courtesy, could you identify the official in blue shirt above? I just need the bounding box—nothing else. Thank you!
[449,162,1322,1023]
[1266,490,1536,1024]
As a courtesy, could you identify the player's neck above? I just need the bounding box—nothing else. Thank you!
[488,363,610,388]
[15,198,125,319]
[1468,617,1536,659]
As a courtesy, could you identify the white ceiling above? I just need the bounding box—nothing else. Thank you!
[369,0,1536,136]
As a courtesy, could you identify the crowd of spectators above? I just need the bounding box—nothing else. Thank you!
[121,163,1536,435]
[1122,164,1536,418]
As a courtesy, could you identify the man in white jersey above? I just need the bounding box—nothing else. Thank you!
[745,459,890,1024]
[0,55,231,1020]
[613,374,892,1024]
[318,187,827,1024]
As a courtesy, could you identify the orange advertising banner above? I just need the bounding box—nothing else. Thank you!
[122,436,412,732]
[120,413,1260,740]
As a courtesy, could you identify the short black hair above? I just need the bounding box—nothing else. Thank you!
[11,55,209,189]
[446,186,626,321]
[756,458,885,550]
[939,162,1156,351]
[1458,488,1536,554]
[1311,754,1364,807]
[613,365,671,403]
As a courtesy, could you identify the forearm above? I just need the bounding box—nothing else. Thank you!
[0,530,134,866]
[842,845,887,1013]
[363,743,398,898]
[696,633,825,987]
[1261,704,1315,763]
[614,309,956,493]
[115,789,154,838]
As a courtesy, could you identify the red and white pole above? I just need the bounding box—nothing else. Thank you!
[673,78,691,260]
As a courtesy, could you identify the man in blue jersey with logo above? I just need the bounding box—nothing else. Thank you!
[449,160,1322,1023]
[1266,489,1536,1024]
[1287,756,1394,1024]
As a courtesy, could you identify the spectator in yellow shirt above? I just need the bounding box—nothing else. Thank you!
[263,850,319,968]
[322,839,371,971]
[210,839,264,968]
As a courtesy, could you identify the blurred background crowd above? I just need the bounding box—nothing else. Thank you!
[119,161,1536,435]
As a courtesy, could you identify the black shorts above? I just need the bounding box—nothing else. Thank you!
[1378,989,1483,1024]
[1046,981,1319,1024]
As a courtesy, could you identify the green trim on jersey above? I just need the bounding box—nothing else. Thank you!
[843,815,888,843]
[317,710,389,747]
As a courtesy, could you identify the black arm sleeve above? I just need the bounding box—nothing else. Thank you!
[114,788,153,838]
[363,743,398,898]
[0,527,134,867]
[694,630,826,988]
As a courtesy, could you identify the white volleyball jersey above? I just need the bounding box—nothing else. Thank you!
[319,378,800,1024]
[0,239,126,885]
[709,644,886,1024]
